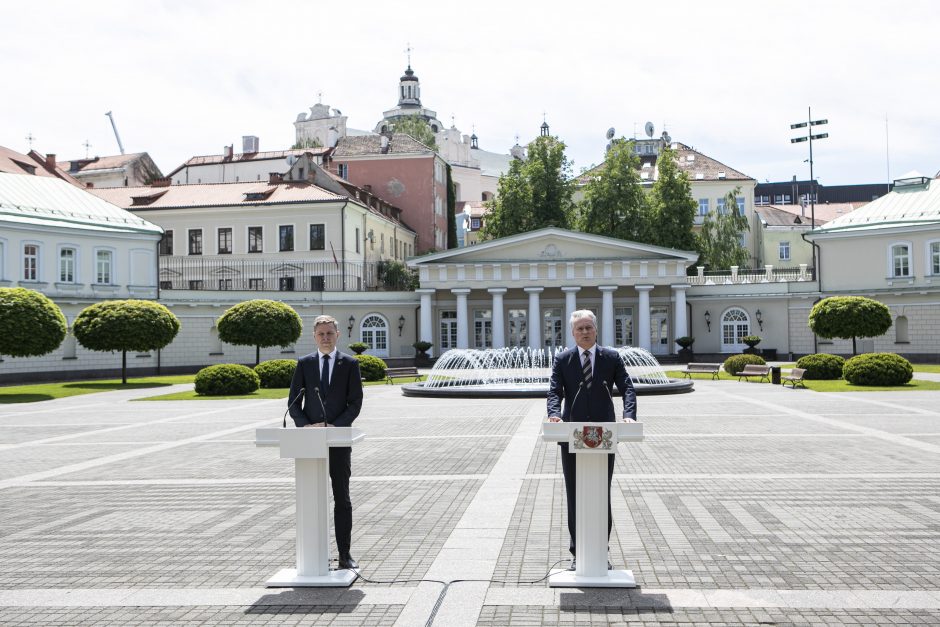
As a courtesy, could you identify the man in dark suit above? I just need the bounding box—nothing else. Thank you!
[547,309,637,571]
[288,314,363,570]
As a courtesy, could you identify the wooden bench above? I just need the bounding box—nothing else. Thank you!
[736,364,771,383]
[679,362,722,380]
[385,366,421,384]
[781,367,807,388]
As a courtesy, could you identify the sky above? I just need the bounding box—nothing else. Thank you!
[2,0,937,186]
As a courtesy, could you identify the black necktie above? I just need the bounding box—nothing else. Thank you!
[582,351,593,389]
[320,354,330,398]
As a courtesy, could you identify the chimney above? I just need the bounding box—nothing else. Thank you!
[45,153,57,169]
[269,172,283,185]
[152,177,172,187]
[223,145,233,159]
[243,135,259,153]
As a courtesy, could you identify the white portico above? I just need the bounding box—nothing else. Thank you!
[406,228,699,355]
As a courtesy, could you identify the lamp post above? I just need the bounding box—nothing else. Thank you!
[790,107,828,230]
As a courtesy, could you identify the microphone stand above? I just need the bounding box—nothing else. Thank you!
[283,387,305,428]
[314,387,329,425]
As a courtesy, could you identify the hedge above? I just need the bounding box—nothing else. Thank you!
[356,354,387,382]
[722,353,766,376]
[796,353,845,380]
[254,359,297,388]
[195,364,260,395]
[843,353,913,386]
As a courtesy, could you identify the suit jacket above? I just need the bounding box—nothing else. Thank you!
[288,350,363,428]
[546,345,637,422]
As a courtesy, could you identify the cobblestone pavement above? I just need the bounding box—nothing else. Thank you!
[0,381,939,626]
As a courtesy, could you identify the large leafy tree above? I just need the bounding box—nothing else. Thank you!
[647,145,698,250]
[577,139,651,242]
[72,300,180,383]
[0,287,67,358]
[389,116,437,149]
[217,299,303,365]
[809,296,892,355]
[482,135,573,239]
[696,187,750,270]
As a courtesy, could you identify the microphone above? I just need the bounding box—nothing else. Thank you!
[283,387,305,428]
[570,380,585,420]
[314,387,329,424]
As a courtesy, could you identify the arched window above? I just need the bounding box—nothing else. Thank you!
[721,308,750,353]
[895,316,909,343]
[360,314,389,357]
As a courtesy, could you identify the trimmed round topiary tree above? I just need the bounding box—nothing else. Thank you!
[809,296,892,355]
[347,342,369,355]
[72,299,180,383]
[216,300,302,366]
[254,359,297,389]
[796,353,845,380]
[195,364,260,395]
[356,354,387,382]
[843,353,913,386]
[0,287,67,358]
[723,353,767,376]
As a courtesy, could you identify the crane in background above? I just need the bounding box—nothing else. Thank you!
[104,111,125,155]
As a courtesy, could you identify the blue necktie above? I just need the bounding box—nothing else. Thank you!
[320,354,330,399]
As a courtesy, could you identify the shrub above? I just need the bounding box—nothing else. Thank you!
[254,359,297,388]
[742,335,762,348]
[843,353,913,386]
[796,353,845,380]
[356,354,387,382]
[0,287,67,357]
[348,342,369,355]
[675,336,694,349]
[195,364,260,395]
[413,341,433,353]
[723,353,766,375]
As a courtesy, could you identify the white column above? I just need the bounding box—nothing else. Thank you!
[672,284,689,351]
[599,285,617,347]
[524,287,543,351]
[635,285,653,352]
[562,286,580,350]
[488,288,507,349]
[417,288,435,356]
[452,288,471,349]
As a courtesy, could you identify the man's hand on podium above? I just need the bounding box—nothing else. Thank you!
[304,423,327,428]
[622,417,637,422]
[548,416,561,422]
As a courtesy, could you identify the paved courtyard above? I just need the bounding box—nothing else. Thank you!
[1,379,939,626]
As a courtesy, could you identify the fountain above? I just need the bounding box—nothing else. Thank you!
[401,346,693,397]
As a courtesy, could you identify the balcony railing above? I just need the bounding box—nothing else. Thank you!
[158,256,417,292]
[686,264,815,285]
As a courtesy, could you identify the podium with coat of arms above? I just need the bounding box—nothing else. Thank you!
[541,420,644,587]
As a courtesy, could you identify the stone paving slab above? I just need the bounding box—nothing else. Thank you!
[0,381,938,626]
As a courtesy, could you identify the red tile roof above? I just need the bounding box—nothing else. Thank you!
[89,180,345,209]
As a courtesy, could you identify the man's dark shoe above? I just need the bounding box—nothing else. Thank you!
[338,554,359,569]
[567,558,576,571]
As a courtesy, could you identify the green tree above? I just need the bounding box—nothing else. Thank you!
[696,187,750,270]
[389,116,437,149]
[647,145,698,250]
[808,296,892,355]
[291,136,323,149]
[482,135,573,240]
[0,287,67,358]
[446,163,457,249]
[216,299,302,365]
[72,300,180,383]
[577,139,650,242]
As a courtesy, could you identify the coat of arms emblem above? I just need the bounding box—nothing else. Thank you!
[573,425,613,450]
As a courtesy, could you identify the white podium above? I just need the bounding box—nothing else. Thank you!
[541,420,644,588]
[256,426,365,587]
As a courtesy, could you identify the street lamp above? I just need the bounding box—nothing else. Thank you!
[790,107,828,230]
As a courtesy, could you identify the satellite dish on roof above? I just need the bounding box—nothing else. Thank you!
[605,127,615,140]
[644,121,655,138]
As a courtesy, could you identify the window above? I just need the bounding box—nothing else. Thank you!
[360,314,388,357]
[310,275,325,291]
[716,198,727,215]
[738,233,746,248]
[891,243,911,277]
[309,224,325,250]
[698,199,709,216]
[614,307,633,347]
[248,227,263,253]
[774,194,792,204]
[95,250,113,284]
[470,217,481,230]
[736,196,745,216]
[895,316,909,343]
[188,229,203,255]
[543,308,563,350]
[507,309,527,347]
[755,195,770,206]
[160,230,174,255]
[59,248,76,282]
[188,280,204,290]
[355,228,360,253]
[337,163,348,179]
[217,228,232,254]
[23,244,38,281]
[929,241,940,275]
[248,278,264,290]
[218,278,232,290]
[440,311,458,350]
[474,309,492,348]
[779,241,790,262]
[278,277,295,291]
[279,225,294,252]
[159,280,173,290]
[721,308,750,352]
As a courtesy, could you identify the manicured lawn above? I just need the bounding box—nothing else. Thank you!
[665,370,940,392]
[0,375,195,404]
